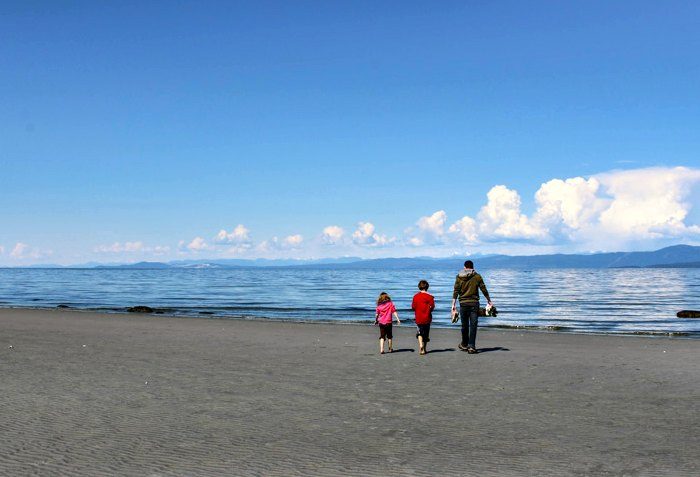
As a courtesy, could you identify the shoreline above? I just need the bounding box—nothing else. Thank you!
[1,304,697,338]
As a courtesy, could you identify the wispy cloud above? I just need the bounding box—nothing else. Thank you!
[9,242,51,260]
[95,241,170,255]
[96,241,145,253]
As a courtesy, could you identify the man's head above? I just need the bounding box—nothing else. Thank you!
[464,260,474,269]
[418,280,429,291]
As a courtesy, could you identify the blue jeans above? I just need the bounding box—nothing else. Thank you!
[460,303,479,348]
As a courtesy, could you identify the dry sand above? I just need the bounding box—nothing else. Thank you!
[1,308,698,476]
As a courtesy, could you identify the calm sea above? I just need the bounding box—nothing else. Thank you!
[1,267,699,336]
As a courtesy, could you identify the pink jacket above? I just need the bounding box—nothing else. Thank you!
[376,301,396,325]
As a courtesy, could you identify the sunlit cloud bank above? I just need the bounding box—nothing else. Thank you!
[97,166,700,261]
[6,166,699,265]
[401,167,700,254]
[193,166,698,259]
[440,166,700,249]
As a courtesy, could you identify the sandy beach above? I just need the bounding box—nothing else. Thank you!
[1,308,698,476]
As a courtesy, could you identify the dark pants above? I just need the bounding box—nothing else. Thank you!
[460,302,479,348]
[379,323,393,340]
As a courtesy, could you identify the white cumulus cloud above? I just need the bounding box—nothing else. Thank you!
[417,210,447,236]
[284,234,304,247]
[257,234,304,252]
[448,216,478,244]
[186,237,209,251]
[533,177,606,236]
[476,185,546,241]
[595,167,700,238]
[407,210,448,246]
[215,224,251,244]
[352,222,393,247]
[321,225,345,244]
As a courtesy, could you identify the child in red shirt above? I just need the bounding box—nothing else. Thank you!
[411,280,435,355]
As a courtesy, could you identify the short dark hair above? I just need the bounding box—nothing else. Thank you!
[418,280,429,291]
[464,260,474,269]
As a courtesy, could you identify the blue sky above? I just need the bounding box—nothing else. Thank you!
[2,1,699,264]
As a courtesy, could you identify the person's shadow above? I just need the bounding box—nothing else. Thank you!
[427,348,456,354]
[476,347,510,353]
[391,348,415,353]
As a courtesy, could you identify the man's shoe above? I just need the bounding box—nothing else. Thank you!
[467,347,477,354]
[458,343,469,351]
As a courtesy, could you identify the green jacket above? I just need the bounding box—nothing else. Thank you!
[453,269,490,304]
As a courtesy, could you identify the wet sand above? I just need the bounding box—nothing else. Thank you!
[1,308,698,476]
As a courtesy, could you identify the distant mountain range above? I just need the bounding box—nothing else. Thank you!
[13,244,700,269]
[476,244,700,269]
[295,245,700,269]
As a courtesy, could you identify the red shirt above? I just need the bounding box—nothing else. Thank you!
[411,292,435,325]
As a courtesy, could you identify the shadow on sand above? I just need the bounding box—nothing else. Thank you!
[427,348,456,354]
[476,347,510,353]
[390,348,415,353]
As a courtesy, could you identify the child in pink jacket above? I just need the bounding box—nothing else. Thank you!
[375,292,401,354]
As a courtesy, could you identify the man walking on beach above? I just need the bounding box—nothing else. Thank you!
[451,260,492,354]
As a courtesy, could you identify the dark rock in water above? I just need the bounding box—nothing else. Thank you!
[677,310,700,318]
[199,311,215,315]
[56,304,70,309]
[154,311,164,314]
[127,306,155,313]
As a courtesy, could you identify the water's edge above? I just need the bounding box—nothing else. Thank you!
[3,305,695,339]
[2,268,698,337]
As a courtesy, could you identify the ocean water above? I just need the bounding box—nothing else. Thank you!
[0,267,699,336]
